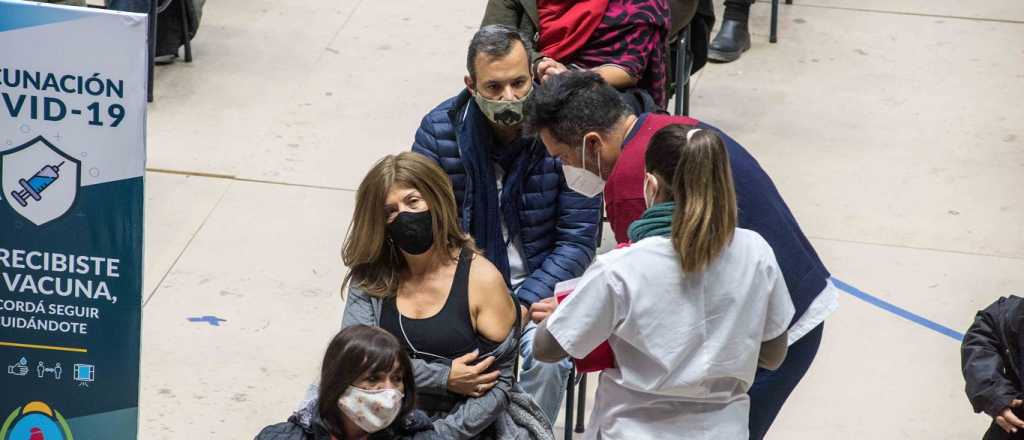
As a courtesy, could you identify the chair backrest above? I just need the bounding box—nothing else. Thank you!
[668,0,700,42]
[511,294,523,383]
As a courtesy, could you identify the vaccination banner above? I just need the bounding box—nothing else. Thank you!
[0,2,147,439]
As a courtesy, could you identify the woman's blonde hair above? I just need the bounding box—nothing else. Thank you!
[646,125,737,273]
[340,152,474,298]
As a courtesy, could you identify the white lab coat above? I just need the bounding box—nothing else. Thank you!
[545,230,795,440]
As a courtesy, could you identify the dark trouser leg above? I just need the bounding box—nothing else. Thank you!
[155,0,186,57]
[748,323,825,440]
[724,0,755,23]
[688,10,714,74]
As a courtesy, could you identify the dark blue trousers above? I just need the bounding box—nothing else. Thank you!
[748,323,825,439]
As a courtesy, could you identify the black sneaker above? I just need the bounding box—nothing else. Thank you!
[708,19,752,63]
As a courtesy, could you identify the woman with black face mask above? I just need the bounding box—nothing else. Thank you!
[306,152,552,440]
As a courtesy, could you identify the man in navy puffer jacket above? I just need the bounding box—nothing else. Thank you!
[411,25,602,425]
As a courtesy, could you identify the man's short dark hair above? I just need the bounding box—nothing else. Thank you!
[524,70,630,146]
[467,25,531,81]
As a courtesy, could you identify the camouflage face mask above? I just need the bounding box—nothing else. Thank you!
[473,85,533,127]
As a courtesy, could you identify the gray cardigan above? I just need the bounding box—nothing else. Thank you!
[339,288,553,440]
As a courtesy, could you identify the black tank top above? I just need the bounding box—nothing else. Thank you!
[380,248,500,362]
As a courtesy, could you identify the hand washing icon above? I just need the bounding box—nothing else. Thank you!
[7,357,29,376]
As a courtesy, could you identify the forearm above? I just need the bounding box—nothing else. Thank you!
[533,320,570,363]
[413,359,453,396]
[430,377,512,439]
[593,64,638,89]
[516,189,600,304]
[518,247,591,305]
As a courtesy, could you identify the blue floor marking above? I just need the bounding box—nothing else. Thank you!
[832,278,965,342]
[187,315,227,327]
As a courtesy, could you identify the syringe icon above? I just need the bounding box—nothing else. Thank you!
[10,161,64,207]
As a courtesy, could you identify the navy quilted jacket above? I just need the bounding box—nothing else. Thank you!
[412,90,602,305]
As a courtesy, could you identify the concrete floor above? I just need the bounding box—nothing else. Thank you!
[137,0,1024,438]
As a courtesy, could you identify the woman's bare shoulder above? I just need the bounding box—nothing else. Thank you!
[467,252,510,299]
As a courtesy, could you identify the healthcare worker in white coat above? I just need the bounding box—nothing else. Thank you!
[531,125,796,439]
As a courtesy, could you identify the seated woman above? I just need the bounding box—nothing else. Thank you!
[530,126,795,439]
[482,0,677,108]
[338,152,552,439]
[256,325,439,440]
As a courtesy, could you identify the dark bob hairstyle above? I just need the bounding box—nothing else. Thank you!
[317,325,416,437]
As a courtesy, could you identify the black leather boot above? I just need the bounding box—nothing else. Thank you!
[708,19,751,63]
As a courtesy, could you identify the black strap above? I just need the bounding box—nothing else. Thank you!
[453,247,472,286]
[512,295,522,385]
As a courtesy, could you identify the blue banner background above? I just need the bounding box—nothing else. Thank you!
[0,177,143,437]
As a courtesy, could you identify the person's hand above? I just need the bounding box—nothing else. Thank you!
[520,304,530,329]
[447,350,499,397]
[535,58,568,83]
[530,297,559,324]
[996,400,1024,433]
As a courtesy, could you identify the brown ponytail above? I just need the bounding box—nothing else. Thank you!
[648,125,737,273]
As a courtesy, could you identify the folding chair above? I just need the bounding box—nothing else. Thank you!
[770,0,794,44]
[673,26,692,117]
[561,368,589,438]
